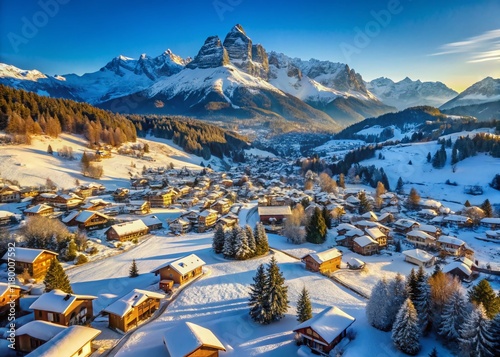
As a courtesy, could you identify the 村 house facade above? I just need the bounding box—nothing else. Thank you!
[105,219,149,241]
[1,247,58,279]
[152,254,206,287]
[302,248,342,274]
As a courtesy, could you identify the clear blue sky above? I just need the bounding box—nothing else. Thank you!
[1,0,499,91]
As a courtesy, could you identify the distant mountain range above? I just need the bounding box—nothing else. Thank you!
[0,24,498,131]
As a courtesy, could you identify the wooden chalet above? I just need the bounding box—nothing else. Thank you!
[169,218,192,234]
[353,235,379,256]
[436,236,468,257]
[19,324,101,357]
[24,203,54,217]
[418,224,442,238]
[142,215,163,231]
[443,260,473,281]
[406,230,436,248]
[257,205,292,225]
[105,219,149,241]
[35,193,83,210]
[302,248,342,274]
[365,227,387,249]
[103,289,164,333]
[74,210,110,230]
[402,249,435,267]
[72,186,93,199]
[443,215,473,228]
[15,320,66,354]
[163,322,226,357]
[0,184,21,203]
[152,254,205,287]
[128,200,151,215]
[394,219,420,234]
[198,209,218,233]
[211,199,231,215]
[0,282,23,315]
[480,217,500,229]
[146,189,176,208]
[2,247,58,279]
[30,289,97,326]
[293,306,355,355]
[0,210,14,226]
[112,188,129,202]
[335,223,357,236]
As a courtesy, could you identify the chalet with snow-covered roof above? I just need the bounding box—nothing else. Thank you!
[163,322,226,357]
[105,219,149,241]
[258,205,292,225]
[80,198,110,211]
[211,199,231,215]
[198,209,218,233]
[0,210,14,225]
[365,227,387,249]
[72,186,93,199]
[169,218,192,234]
[293,306,355,354]
[24,203,54,217]
[35,193,83,210]
[302,248,342,274]
[336,223,357,236]
[480,217,500,229]
[406,230,437,248]
[485,230,500,240]
[418,224,441,238]
[112,188,129,203]
[443,215,473,228]
[103,289,164,333]
[443,261,473,281]
[402,249,435,267]
[128,200,151,215]
[146,189,176,208]
[336,228,364,249]
[377,212,394,224]
[346,257,365,270]
[15,320,66,354]
[217,213,239,229]
[394,219,419,234]
[354,220,391,235]
[353,235,379,256]
[30,289,97,326]
[142,215,163,231]
[152,254,206,286]
[23,324,101,357]
[0,282,23,315]
[0,184,21,203]
[74,210,111,230]
[436,236,467,257]
[2,247,58,279]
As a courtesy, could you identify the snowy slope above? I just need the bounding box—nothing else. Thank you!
[440,77,500,110]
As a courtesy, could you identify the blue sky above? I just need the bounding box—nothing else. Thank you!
[1,0,499,91]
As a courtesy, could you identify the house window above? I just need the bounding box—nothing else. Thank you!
[47,312,54,321]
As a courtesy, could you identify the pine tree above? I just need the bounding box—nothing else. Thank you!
[366,278,391,331]
[439,290,468,342]
[245,225,256,257]
[212,224,225,254]
[387,273,408,328]
[451,147,458,165]
[468,279,500,318]
[428,347,438,357]
[44,259,73,293]
[305,207,327,244]
[234,226,251,260]
[263,256,289,323]
[414,273,432,331]
[47,144,53,155]
[464,200,471,207]
[406,268,419,301]
[296,286,313,323]
[392,298,421,355]
[129,259,139,278]
[223,227,237,258]
[322,206,332,229]
[408,188,421,209]
[427,152,432,163]
[459,304,495,357]
[489,313,500,355]
[254,223,269,256]
[480,199,493,218]
[396,177,404,195]
[357,191,372,214]
[249,264,267,324]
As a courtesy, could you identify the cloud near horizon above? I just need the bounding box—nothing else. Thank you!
[430,28,500,63]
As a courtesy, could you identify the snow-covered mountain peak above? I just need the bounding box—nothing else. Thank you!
[186,36,229,70]
[440,77,500,110]
[0,63,48,81]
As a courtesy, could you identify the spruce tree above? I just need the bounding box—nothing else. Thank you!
[428,347,438,357]
[392,298,421,355]
[296,286,313,323]
[366,278,391,331]
[396,177,404,195]
[322,206,332,229]
[387,273,408,328]
[129,259,139,278]
[464,200,471,207]
[426,152,432,163]
[357,191,372,214]
[468,279,500,318]
[305,207,327,244]
[254,223,269,256]
[234,226,251,260]
[263,256,289,324]
[44,259,73,293]
[480,199,493,218]
[406,268,419,301]
[439,290,468,342]
[212,224,225,254]
[245,225,256,257]
[489,313,500,355]
[249,264,267,324]
[414,273,432,331]
[47,144,53,155]
[459,304,495,357]
[223,227,237,258]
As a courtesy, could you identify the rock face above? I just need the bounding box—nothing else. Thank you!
[187,36,229,69]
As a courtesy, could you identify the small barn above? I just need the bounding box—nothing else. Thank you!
[163,322,226,357]
[302,248,342,274]
[293,306,355,355]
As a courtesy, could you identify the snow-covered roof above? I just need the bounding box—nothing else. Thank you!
[75,210,108,223]
[344,228,364,237]
[1,247,57,263]
[257,206,292,216]
[406,230,436,240]
[16,320,66,341]
[29,289,97,314]
[361,211,378,220]
[394,219,419,228]
[199,209,218,217]
[354,235,378,247]
[443,215,470,223]
[365,227,385,240]
[418,224,439,233]
[0,210,14,219]
[420,199,442,208]
[481,217,500,224]
[25,325,101,357]
[336,223,356,231]
[443,261,472,276]
[24,204,53,214]
[402,249,435,262]
[346,257,365,268]
[0,281,22,295]
[141,215,163,227]
[304,248,342,264]
[438,235,465,246]
[103,289,164,317]
[163,322,226,357]
[293,306,355,343]
[108,219,148,236]
[61,210,80,223]
[154,254,206,276]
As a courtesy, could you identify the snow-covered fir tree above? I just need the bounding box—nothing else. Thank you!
[44,259,73,293]
[223,227,236,258]
[234,226,251,260]
[129,259,139,278]
[459,304,496,357]
[489,313,500,355]
[212,224,225,254]
[263,256,289,324]
[406,268,419,301]
[468,279,500,319]
[296,286,312,323]
[249,264,267,324]
[254,223,269,256]
[387,273,408,327]
[366,278,391,331]
[245,224,256,256]
[392,298,421,356]
[439,290,468,342]
[414,271,432,331]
